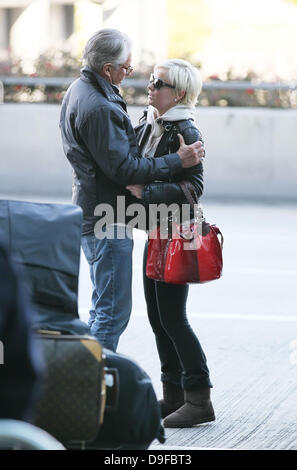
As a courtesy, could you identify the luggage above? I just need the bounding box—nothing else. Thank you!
[0,244,43,422]
[72,349,165,450]
[33,332,106,447]
[0,200,106,446]
[0,199,86,334]
[0,200,165,450]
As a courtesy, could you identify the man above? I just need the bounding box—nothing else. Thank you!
[60,29,204,351]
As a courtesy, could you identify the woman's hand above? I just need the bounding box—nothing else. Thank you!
[126,184,145,199]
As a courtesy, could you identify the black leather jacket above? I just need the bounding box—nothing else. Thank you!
[135,113,204,209]
[59,67,182,234]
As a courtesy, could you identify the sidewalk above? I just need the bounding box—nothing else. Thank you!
[79,200,297,450]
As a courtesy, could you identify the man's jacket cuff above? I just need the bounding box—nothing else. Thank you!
[163,153,182,175]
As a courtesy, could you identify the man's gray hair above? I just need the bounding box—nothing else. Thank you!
[83,28,132,74]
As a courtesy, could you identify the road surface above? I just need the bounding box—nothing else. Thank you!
[78,200,297,450]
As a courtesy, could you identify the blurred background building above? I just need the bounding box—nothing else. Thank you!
[0,0,167,73]
[0,0,297,200]
[0,0,297,79]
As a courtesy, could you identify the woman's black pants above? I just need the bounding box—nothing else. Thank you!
[143,242,212,390]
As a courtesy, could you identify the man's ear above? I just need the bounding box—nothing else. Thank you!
[101,63,112,82]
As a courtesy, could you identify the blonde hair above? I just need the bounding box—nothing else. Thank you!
[155,59,202,106]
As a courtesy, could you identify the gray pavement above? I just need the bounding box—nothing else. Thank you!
[78,200,297,450]
[5,194,296,449]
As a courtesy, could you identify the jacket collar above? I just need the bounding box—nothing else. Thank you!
[147,104,196,125]
[80,66,127,108]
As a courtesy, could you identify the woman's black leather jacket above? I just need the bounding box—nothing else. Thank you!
[135,113,204,208]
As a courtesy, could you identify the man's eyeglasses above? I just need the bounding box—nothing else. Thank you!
[149,74,175,90]
[120,64,133,75]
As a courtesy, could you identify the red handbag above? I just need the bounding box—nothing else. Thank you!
[146,182,223,284]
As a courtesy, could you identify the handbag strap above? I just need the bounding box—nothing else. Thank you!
[179,181,204,223]
[179,182,224,249]
[178,180,198,208]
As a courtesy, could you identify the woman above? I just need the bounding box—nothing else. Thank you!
[126,59,215,428]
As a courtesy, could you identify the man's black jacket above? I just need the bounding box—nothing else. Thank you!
[59,67,183,234]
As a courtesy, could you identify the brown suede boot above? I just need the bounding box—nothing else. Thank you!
[163,386,215,427]
[158,382,184,419]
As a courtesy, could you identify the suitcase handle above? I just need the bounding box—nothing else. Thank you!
[104,367,120,412]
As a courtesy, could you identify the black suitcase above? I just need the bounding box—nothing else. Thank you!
[0,200,108,446]
[0,199,85,334]
[0,200,165,449]
[88,348,165,450]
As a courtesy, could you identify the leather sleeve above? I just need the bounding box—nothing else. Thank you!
[79,107,182,186]
[142,125,204,205]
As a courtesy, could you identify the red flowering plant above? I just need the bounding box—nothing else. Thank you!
[34,50,81,78]
[0,56,27,102]
[32,50,81,103]
[0,56,22,76]
[0,50,81,103]
[123,66,297,109]
[198,69,297,109]
[0,53,296,107]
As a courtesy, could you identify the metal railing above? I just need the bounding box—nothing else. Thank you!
[0,75,297,91]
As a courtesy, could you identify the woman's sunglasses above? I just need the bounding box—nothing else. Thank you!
[149,74,175,90]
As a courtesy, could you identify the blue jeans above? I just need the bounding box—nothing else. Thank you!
[81,224,133,351]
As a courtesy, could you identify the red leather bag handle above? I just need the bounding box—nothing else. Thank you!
[212,225,224,249]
